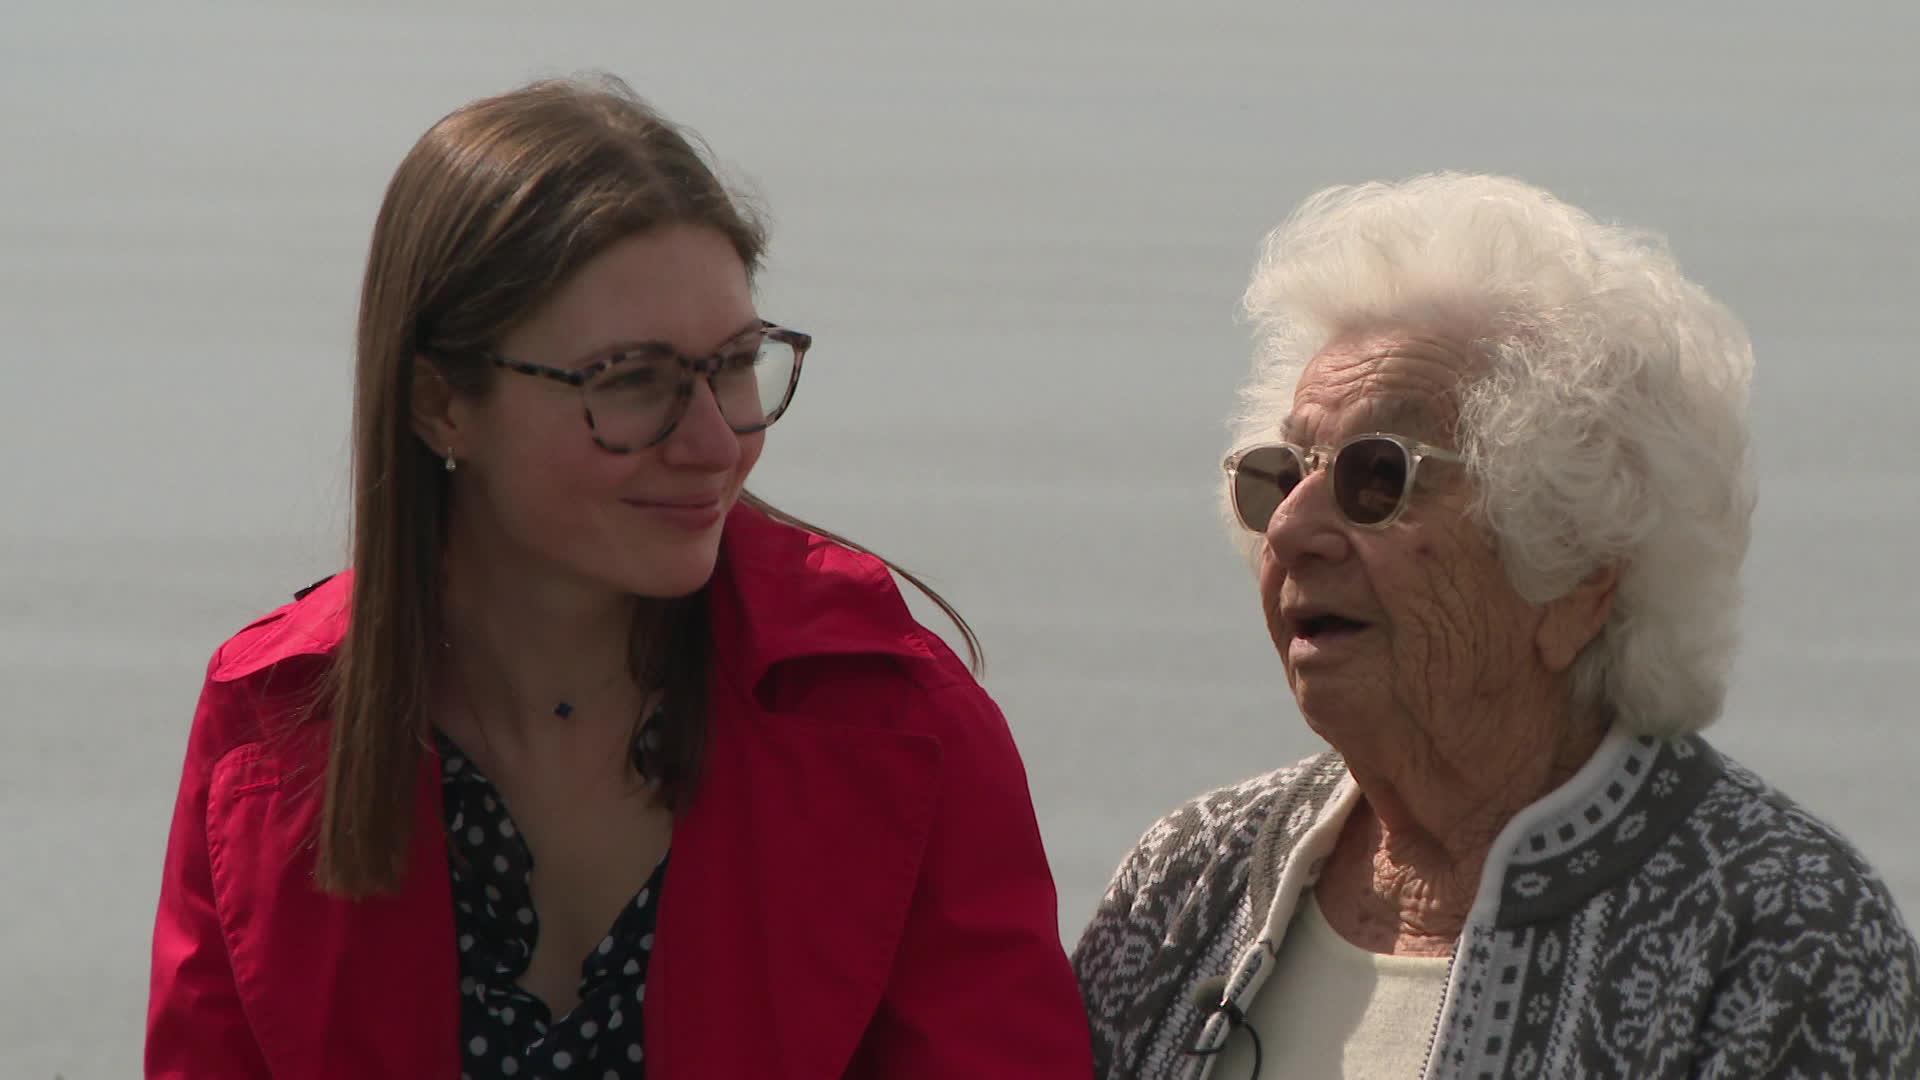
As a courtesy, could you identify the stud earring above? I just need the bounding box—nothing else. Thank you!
[444,447,457,473]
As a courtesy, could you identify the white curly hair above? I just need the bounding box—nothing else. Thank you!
[1228,172,1755,736]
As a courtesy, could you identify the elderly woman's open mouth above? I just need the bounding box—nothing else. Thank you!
[1288,610,1371,641]
[1280,603,1374,657]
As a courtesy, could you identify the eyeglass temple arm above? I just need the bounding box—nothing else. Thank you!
[488,354,590,387]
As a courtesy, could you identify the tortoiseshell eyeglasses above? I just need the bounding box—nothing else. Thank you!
[476,320,811,453]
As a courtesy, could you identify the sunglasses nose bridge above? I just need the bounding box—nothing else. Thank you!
[1289,452,1347,522]
[1301,446,1334,484]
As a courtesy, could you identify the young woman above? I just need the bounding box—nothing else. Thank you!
[146,75,1091,1079]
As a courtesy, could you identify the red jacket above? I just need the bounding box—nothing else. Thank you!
[147,504,1093,1078]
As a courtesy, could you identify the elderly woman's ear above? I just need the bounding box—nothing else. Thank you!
[1536,564,1619,674]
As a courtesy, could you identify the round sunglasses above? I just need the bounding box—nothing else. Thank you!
[1223,433,1464,532]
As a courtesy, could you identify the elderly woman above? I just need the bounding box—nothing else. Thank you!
[1074,173,1920,1078]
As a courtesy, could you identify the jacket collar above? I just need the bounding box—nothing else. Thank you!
[706,499,940,691]
[1180,732,1725,1071]
[1243,730,1726,933]
[209,501,935,687]
[1250,731,1725,934]
[1479,730,1722,927]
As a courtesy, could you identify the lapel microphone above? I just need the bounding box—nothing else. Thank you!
[1188,974,1264,1078]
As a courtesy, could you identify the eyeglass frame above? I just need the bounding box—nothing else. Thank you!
[1222,432,1465,532]
[448,320,812,453]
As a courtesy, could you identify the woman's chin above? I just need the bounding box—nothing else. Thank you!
[617,555,721,599]
[1291,680,1388,744]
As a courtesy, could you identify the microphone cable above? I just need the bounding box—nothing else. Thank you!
[1186,973,1262,1079]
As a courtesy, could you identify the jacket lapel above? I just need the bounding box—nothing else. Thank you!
[647,669,942,1078]
[207,731,459,1080]
[645,508,951,1077]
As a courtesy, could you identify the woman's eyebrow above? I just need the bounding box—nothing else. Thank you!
[571,319,764,364]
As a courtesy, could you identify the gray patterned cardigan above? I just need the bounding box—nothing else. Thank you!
[1072,731,1920,1078]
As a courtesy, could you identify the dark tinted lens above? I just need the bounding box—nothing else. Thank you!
[1232,446,1304,532]
[1333,437,1410,525]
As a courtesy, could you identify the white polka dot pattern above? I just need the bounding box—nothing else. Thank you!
[438,729,666,1079]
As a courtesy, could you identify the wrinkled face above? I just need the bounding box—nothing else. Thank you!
[1258,336,1552,745]
[439,225,763,599]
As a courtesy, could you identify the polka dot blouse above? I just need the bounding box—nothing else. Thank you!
[438,731,666,1078]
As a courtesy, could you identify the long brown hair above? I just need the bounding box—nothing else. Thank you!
[319,74,979,898]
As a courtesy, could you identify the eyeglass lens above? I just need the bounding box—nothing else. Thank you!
[583,336,799,451]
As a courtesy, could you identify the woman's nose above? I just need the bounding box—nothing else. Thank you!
[1262,469,1351,568]
[658,380,742,468]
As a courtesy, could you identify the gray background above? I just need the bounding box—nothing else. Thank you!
[3,2,1917,1075]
